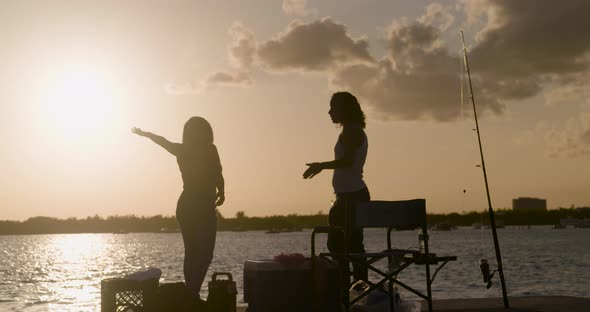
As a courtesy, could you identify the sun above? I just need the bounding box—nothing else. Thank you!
[37,64,121,143]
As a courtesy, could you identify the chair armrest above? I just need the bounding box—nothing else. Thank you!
[414,254,458,265]
[312,226,343,234]
[436,256,457,262]
[430,256,458,283]
[311,226,345,257]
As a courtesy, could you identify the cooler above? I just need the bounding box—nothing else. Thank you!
[243,258,341,312]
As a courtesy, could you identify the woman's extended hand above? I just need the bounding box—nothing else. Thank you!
[216,193,225,206]
[303,163,323,179]
[131,127,147,137]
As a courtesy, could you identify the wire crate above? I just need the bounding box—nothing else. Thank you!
[101,278,158,312]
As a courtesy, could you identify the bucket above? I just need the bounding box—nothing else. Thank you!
[207,272,237,312]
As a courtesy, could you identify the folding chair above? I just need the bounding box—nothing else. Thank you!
[311,199,457,312]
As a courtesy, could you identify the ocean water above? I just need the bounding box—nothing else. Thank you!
[0,226,589,311]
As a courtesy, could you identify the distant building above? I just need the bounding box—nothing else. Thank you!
[512,197,547,211]
[575,207,590,213]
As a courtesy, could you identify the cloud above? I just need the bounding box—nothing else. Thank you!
[388,21,441,60]
[545,110,590,158]
[331,59,470,122]
[470,0,590,78]
[417,3,455,32]
[282,0,317,18]
[542,77,590,158]
[332,1,590,121]
[227,22,256,70]
[512,121,548,146]
[202,1,590,123]
[513,106,590,159]
[206,22,256,88]
[543,73,590,107]
[207,71,252,87]
[164,81,203,95]
[257,18,374,71]
[331,5,503,122]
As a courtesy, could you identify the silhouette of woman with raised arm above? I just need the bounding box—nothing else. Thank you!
[132,117,224,303]
[303,91,370,286]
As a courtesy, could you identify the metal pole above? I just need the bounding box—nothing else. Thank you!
[460,30,510,310]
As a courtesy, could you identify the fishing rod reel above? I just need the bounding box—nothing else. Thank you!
[479,259,498,289]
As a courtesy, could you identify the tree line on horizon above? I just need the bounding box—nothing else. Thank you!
[0,208,589,235]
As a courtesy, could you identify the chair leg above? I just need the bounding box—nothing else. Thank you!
[387,227,394,311]
[426,268,433,312]
[424,227,433,312]
[343,201,350,312]
[311,255,317,311]
[343,259,350,312]
[388,279,394,312]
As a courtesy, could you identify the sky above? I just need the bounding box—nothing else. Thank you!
[1,0,589,221]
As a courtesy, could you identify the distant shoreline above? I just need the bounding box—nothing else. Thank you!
[1,208,588,235]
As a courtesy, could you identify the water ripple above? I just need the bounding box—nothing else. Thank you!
[0,227,589,311]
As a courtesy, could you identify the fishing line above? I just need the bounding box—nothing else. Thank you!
[460,45,465,121]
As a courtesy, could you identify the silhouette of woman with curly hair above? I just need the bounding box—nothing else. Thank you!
[303,91,370,286]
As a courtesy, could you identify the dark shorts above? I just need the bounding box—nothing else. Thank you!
[327,187,370,282]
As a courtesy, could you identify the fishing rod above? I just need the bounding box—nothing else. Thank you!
[460,30,510,310]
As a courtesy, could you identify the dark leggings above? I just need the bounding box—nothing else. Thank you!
[176,191,217,296]
[327,187,370,284]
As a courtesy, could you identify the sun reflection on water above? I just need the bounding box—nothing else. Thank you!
[44,234,109,309]
[1,233,186,311]
[50,234,108,266]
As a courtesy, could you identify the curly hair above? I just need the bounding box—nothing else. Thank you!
[330,92,366,128]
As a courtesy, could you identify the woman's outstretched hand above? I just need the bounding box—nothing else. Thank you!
[303,163,323,179]
[131,127,147,137]
[216,193,225,206]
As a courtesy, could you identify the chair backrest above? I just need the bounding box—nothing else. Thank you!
[355,199,426,229]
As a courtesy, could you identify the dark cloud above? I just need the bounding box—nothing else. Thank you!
[206,1,590,122]
[389,22,440,58]
[257,18,373,71]
[471,0,590,78]
[332,1,590,121]
[332,16,501,121]
[456,0,590,109]
[332,59,465,121]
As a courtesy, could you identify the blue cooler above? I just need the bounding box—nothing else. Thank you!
[243,258,341,312]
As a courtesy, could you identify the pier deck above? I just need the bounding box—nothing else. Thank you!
[423,296,589,312]
[236,296,590,312]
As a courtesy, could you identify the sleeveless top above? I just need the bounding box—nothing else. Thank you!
[332,127,368,193]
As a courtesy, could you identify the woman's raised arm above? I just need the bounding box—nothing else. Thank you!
[131,127,181,156]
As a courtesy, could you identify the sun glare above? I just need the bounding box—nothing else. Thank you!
[37,65,121,143]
